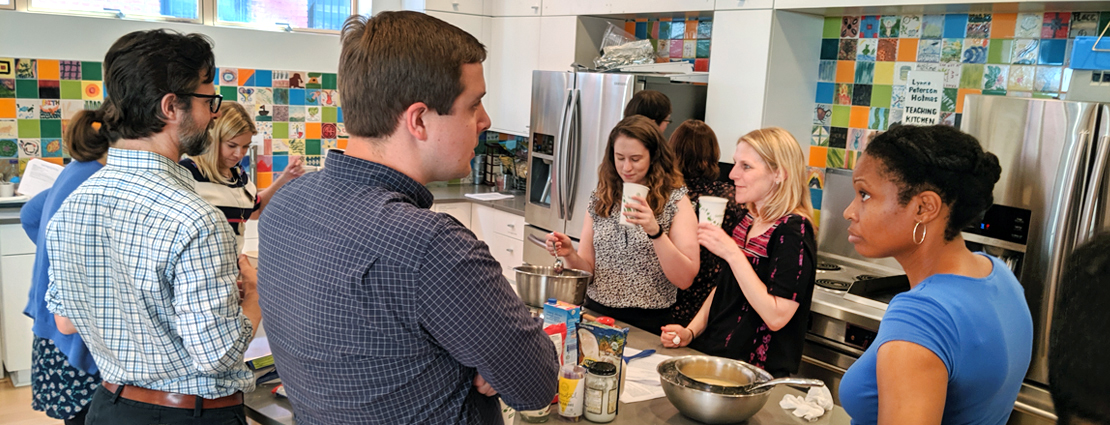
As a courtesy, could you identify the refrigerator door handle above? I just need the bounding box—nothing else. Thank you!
[1078,133,1110,243]
[555,87,574,220]
[564,88,582,221]
[1042,129,1092,353]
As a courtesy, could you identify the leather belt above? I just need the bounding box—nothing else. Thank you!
[101,382,244,410]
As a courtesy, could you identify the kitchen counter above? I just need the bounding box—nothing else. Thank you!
[428,184,527,216]
[244,317,851,425]
[0,207,22,225]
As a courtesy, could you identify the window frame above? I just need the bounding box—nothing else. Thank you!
[25,0,203,23]
[213,0,356,34]
[0,0,13,11]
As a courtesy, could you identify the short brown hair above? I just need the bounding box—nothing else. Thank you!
[668,119,719,181]
[594,115,682,218]
[338,11,487,138]
[623,90,671,126]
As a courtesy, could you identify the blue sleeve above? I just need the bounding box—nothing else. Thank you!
[20,190,49,240]
[874,292,960,379]
[416,218,559,411]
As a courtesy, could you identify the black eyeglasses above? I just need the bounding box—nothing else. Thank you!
[178,93,223,113]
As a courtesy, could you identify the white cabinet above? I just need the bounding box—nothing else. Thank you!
[704,9,773,163]
[432,202,473,229]
[0,224,35,386]
[486,16,576,136]
[714,0,774,9]
[487,0,541,16]
[470,204,525,283]
[542,0,713,16]
[426,11,490,46]
[424,0,485,15]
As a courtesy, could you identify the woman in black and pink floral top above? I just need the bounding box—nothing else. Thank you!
[667,120,745,326]
[660,127,817,378]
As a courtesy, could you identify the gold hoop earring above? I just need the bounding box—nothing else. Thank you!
[912,221,927,245]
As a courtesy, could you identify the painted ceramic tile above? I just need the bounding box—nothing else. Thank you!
[941,112,958,126]
[0,58,13,78]
[962,39,988,64]
[16,100,37,119]
[989,39,1014,64]
[272,70,290,88]
[827,148,846,169]
[983,65,1010,90]
[861,16,881,38]
[922,15,945,39]
[847,128,868,150]
[40,100,61,119]
[941,39,964,62]
[256,122,273,139]
[238,87,256,104]
[288,71,307,89]
[306,106,322,122]
[288,106,305,122]
[669,40,684,58]
[839,39,858,60]
[819,60,837,82]
[918,39,942,62]
[59,61,80,80]
[255,88,274,105]
[0,79,14,98]
[289,139,305,155]
[322,138,339,151]
[1012,39,1040,65]
[41,139,62,157]
[319,89,339,107]
[219,68,238,86]
[336,123,347,138]
[1035,66,1062,92]
[273,88,289,105]
[893,63,915,85]
[960,64,985,88]
[889,108,904,125]
[807,167,826,189]
[941,62,963,88]
[1070,12,1100,37]
[256,104,273,122]
[967,14,991,38]
[901,15,922,38]
[272,139,290,153]
[835,83,853,105]
[60,100,83,120]
[0,120,16,138]
[19,139,40,157]
[81,81,102,101]
[868,108,890,130]
[15,59,36,79]
[288,122,306,140]
[1008,65,1035,91]
[698,20,713,39]
[322,123,338,139]
[856,62,875,84]
[1042,13,1070,38]
[853,84,872,106]
[1039,39,1067,66]
[942,88,958,112]
[880,16,900,37]
[1015,13,1042,38]
[842,16,860,37]
[891,85,907,109]
[812,125,830,146]
[682,40,696,59]
[0,139,15,157]
[814,104,833,126]
[877,39,897,62]
[270,105,287,122]
[968,13,991,23]
[857,39,878,61]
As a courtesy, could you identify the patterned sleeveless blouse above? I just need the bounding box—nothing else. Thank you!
[588,186,688,309]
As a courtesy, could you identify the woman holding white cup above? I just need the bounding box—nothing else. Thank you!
[659,127,817,378]
[545,115,699,334]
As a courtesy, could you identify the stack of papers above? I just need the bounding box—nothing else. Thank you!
[464,192,515,201]
[620,347,671,403]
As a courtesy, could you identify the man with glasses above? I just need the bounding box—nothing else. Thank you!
[44,29,259,425]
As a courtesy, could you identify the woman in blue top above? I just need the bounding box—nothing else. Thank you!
[20,108,109,424]
[838,124,1033,425]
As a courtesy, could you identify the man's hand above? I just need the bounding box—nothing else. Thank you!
[237,254,258,302]
[473,373,498,396]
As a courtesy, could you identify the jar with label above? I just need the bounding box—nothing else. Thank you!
[583,362,618,423]
[520,404,551,423]
[558,364,587,422]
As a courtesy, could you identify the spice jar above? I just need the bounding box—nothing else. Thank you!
[558,364,587,422]
[583,362,618,423]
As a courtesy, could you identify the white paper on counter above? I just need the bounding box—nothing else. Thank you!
[620,347,671,403]
[17,158,64,197]
[464,192,514,201]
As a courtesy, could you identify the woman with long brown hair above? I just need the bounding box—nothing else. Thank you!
[545,115,699,333]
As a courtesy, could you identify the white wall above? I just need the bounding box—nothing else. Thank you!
[0,10,342,72]
[762,10,823,160]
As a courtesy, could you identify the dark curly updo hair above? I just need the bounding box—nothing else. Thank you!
[864,124,1001,241]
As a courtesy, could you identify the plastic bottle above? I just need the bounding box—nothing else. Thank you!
[558,364,587,422]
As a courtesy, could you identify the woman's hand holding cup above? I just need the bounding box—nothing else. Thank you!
[698,222,745,264]
[624,195,661,236]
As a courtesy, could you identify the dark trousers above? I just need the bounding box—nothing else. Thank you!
[63,408,88,425]
[86,385,247,425]
[585,297,671,335]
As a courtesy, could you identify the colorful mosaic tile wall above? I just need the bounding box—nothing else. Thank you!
[0,56,345,190]
[624,16,713,72]
[806,11,1108,223]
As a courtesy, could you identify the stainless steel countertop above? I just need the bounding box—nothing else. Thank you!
[244,314,852,425]
[427,183,527,216]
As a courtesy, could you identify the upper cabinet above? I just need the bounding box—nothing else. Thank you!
[543,0,714,16]
[714,0,774,10]
[487,0,543,16]
[424,0,486,15]
[704,9,774,163]
[486,16,577,136]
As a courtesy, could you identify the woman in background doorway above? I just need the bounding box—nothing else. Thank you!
[624,90,672,134]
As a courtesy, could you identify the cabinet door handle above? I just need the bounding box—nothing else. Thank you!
[507,223,515,229]
[506,248,514,253]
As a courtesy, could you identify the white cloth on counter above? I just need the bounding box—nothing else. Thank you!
[779,385,834,422]
[619,348,672,403]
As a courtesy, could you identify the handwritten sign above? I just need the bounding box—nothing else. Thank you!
[903,71,944,125]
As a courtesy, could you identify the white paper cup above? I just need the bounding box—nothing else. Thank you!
[0,182,13,198]
[619,182,649,227]
[698,196,729,227]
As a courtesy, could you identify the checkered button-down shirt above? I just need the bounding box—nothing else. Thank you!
[45,148,255,399]
[258,151,559,425]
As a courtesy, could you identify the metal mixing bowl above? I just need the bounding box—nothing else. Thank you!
[658,356,775,424]
[513,265,591,307]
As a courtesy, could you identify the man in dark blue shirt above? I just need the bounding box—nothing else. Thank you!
[257,11,559,424]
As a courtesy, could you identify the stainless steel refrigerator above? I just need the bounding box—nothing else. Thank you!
[521,71,707,264]
[960,94,1110,396]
